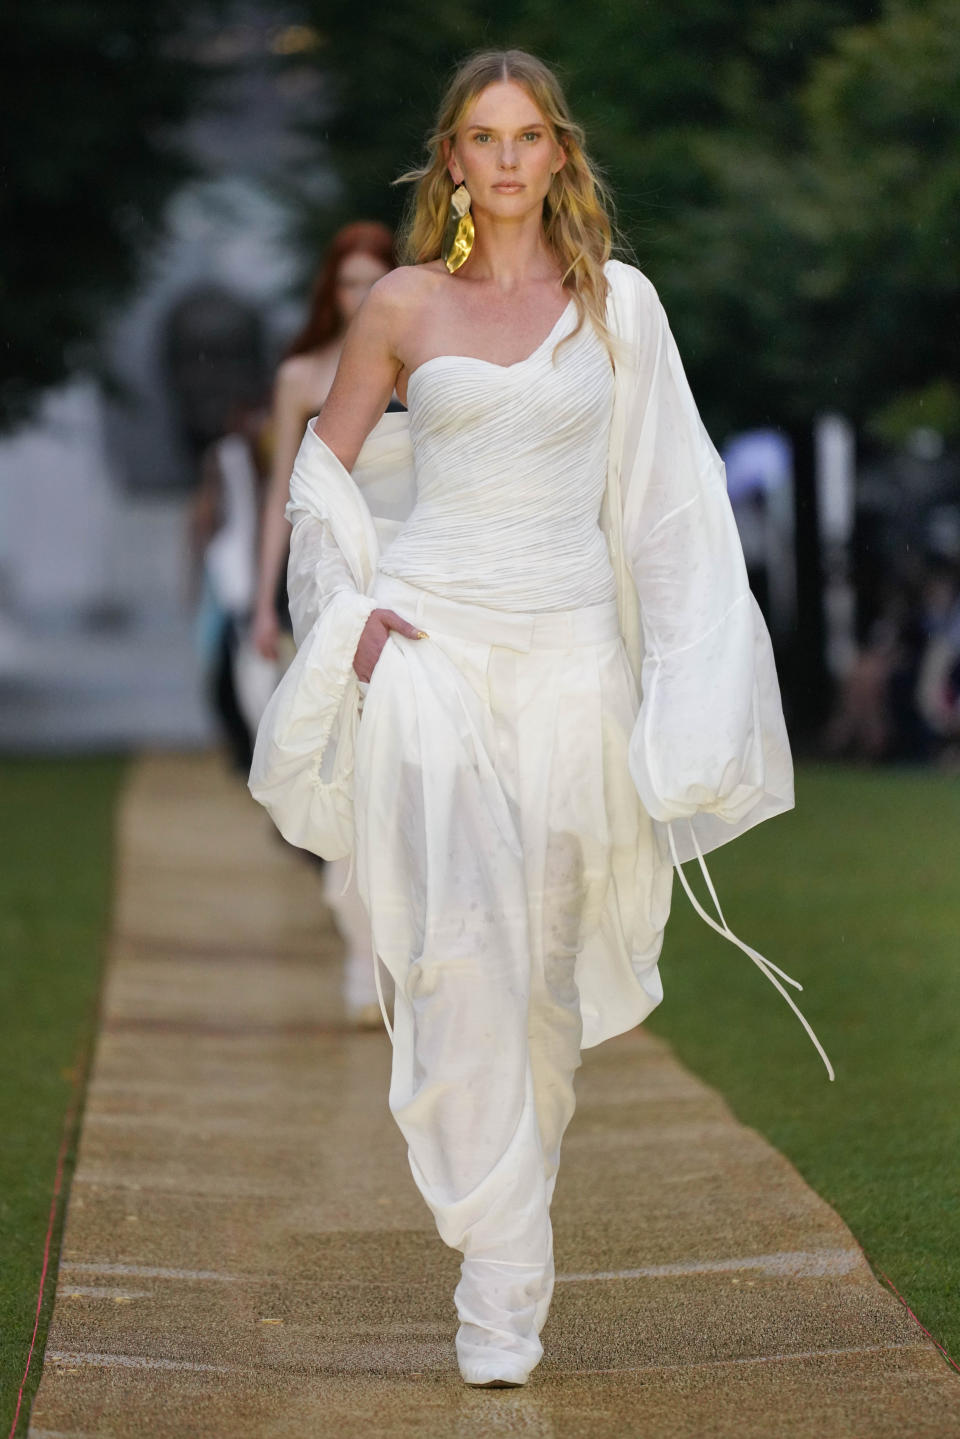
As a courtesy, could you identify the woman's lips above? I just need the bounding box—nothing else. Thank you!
[493,182,524,191]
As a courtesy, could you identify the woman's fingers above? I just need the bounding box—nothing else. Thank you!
[379,609,428,641]
[353,628,381,682]
[251,609,279,661]
[352,608,426,682]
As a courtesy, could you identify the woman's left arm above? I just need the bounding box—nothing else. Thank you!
[614,268,794,854]
[610,267,838,1080]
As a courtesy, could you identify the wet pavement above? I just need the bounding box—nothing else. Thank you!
[28,754,960,1437]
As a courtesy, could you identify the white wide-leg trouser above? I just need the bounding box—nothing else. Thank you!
[323,856,390,1015]
[388,825,583,1379]
[356,575,660,1382]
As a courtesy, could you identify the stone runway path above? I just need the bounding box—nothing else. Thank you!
[28,754,960,1437]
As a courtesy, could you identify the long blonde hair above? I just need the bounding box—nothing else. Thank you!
[396,49,615,352]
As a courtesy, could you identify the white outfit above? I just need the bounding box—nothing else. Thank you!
[249,260,829,1384]
[359,306,666,1379]
[205,434,260,617]
[322,855,384,1015]
[379,298,616,611]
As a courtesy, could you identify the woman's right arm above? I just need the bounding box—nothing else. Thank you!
[251,362,314,658]
[301,275,426,679]
[312,276,406,467]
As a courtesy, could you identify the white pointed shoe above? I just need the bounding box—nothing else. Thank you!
[456,1329,541,1388]
[460,1358,530,1388]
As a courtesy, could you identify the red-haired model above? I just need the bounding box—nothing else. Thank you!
[252,221,395,661]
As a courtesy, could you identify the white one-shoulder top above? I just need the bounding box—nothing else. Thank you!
[377,298,617,612]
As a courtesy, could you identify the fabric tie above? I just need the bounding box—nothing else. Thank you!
[667,820,835,1081]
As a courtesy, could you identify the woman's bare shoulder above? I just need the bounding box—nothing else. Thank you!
[275,349,337,398]
[365,262,447,324]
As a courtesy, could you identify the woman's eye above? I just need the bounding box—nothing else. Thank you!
[473,133,491,143]
[522,132,541,142]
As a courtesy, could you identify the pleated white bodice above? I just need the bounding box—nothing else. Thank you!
[378,298,617,612]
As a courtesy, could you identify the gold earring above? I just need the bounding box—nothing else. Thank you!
[441,182,474,273]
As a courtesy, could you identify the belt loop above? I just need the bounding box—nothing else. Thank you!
[522,615,536,652]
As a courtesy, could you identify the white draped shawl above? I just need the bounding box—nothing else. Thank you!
[249,260,830,1075]
[251,258,793,859]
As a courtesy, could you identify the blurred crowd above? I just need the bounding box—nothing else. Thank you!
[825,529,960,768]
[187,221,960,780]
[189,221,394,776]
[188,220,397,1029]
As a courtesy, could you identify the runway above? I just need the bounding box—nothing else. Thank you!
[27,754,960,1437]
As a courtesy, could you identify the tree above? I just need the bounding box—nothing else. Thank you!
[292,0,881,435]
[800,0,960,438]
[668,0,960,438]
[290,1,957,730]
[0,3,222,430]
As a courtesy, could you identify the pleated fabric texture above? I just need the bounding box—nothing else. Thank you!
[355,577,669,1380]
[379,298,617,612]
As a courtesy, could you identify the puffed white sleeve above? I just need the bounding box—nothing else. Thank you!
[618,271,794,859]
[248,426,378,861]
[284,502,375,650]
[282,409,416,647]
[282,421,382,651]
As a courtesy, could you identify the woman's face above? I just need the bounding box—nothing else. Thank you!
[447,80,566,223]
[335,250,391,324]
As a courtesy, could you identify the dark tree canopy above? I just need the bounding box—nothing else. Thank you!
[293,0,957,442]
[7,0,955,452]
[0,3,221,430]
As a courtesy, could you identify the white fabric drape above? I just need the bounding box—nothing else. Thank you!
[378,297,617,611]
[604,263,794,862]
[248,259,831,1384]
[249,260,802,1047]
[358,572,663,1379]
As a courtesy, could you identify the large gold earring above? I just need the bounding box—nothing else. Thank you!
[441,182,474,273]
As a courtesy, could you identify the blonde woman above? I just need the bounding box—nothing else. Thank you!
[251,49,829,1387]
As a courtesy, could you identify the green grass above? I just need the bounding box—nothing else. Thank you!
[649,763,960,1365]
[1,757,957,1423]
[0,757,124,1435]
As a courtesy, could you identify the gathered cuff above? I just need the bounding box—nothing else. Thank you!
[248,588,376,860]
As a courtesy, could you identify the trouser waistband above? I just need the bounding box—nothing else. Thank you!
[372,575,621,651]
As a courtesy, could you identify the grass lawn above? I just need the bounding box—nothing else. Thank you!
[1,756,957,1429]
[0,757,124,1436]
[650,762,960,1366]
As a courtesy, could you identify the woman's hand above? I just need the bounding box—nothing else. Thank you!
[354,609,425,682]
[251,603,281,661]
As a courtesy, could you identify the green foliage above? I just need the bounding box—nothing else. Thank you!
[293,0,956,439]
[634,0,960,430]
[0,5,221,431]
[867,379,960,446]
[651,763,960,1364]
[0,757,123,1435]
[295,0,500,231]
[799,0,960,419]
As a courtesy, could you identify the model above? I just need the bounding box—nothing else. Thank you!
[252,221,395,1025]
[250,47,832,1389]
